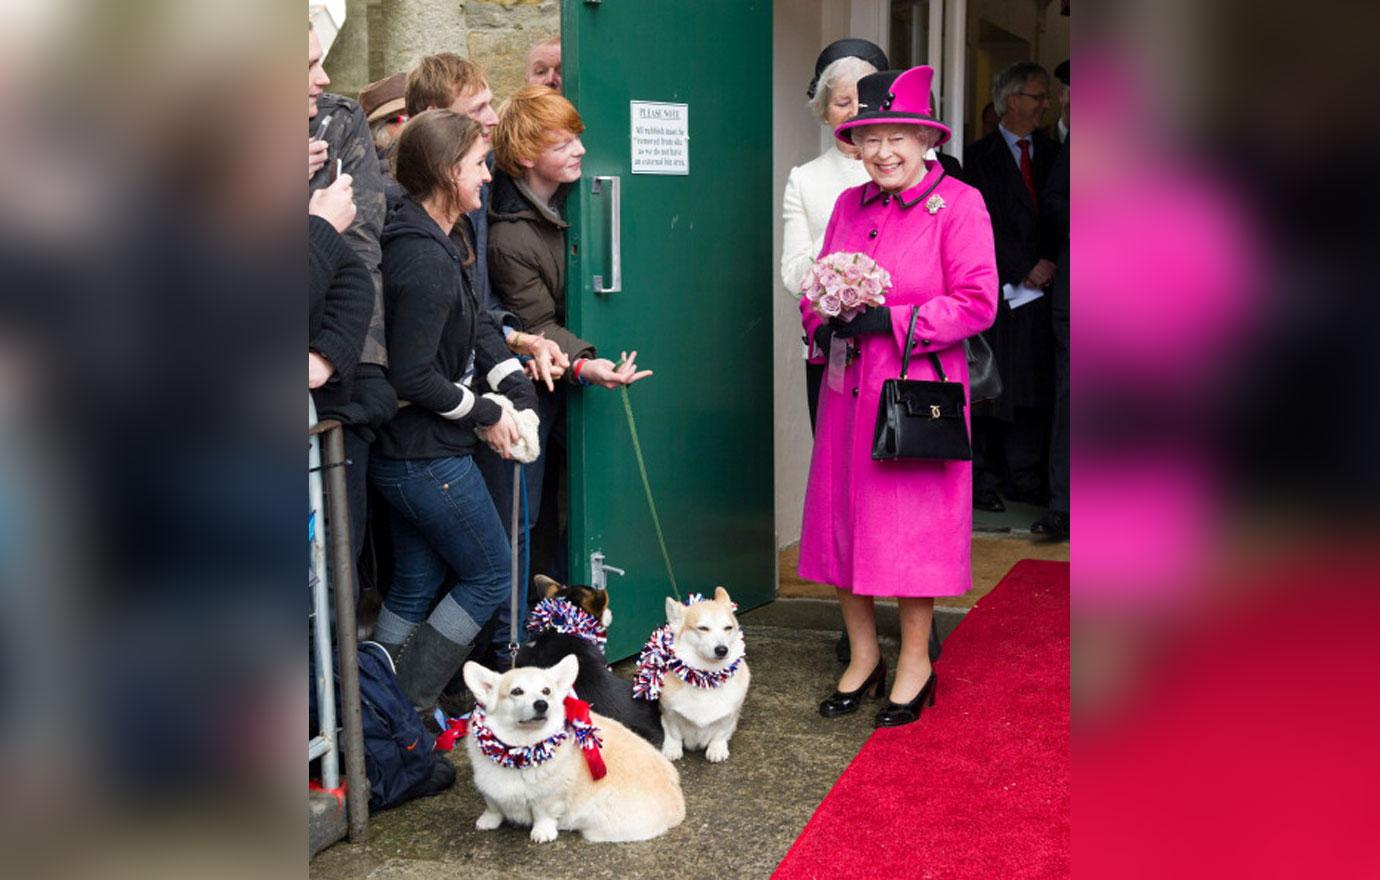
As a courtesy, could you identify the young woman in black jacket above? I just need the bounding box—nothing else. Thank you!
[369,110,538,720]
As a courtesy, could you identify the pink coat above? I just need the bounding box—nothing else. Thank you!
[798,161,998,597]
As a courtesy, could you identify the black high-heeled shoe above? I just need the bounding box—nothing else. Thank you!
[819,660,887,718]
[874,670,937,727]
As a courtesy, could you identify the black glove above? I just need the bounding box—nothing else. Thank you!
[829,305,891,338]
[812,324,833,356]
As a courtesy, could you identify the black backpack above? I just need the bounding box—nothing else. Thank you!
[311,641,453,812]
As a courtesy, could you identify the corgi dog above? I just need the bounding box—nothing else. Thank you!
[516,575,663,747]
[461,656,685,844]
[636,587,750,763]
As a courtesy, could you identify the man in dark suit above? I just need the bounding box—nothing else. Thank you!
[965,61,1060,513]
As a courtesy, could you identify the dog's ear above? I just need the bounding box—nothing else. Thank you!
[551,654,580,694]
[462,661,498,705]
[664,596,684,627]
[535,574,562,599]
[714,586,732,606]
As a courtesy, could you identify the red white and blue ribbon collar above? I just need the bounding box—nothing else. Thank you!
[632,595,744,701]
[526,597,607,648]
[434,696,607,780]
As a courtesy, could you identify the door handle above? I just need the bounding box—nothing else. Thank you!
[591,175,622,293]
[590,550,625,591]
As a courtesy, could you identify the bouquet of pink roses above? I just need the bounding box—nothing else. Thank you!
[801,252,892,321]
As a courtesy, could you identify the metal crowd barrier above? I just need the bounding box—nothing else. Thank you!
[309,397,368,845]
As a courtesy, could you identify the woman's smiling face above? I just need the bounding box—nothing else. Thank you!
[453,135,492,214]
[855,124,931,192]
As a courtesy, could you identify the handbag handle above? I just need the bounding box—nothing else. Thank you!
[898,305,948,382]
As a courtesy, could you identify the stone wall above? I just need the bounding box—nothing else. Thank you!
[323,0,558,103]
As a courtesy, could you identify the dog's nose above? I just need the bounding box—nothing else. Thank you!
[714,645,729,658]
[533,699,549,714]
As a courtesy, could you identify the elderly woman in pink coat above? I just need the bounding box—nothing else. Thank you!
[800,65,998,727]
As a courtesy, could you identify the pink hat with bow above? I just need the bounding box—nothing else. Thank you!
[835,65,952,146]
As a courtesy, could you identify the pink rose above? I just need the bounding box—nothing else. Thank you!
[818,292,842,317]
[858,275,883,303]
[838,285,862,309]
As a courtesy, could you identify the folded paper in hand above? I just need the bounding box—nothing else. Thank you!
[1001,282,1045,310]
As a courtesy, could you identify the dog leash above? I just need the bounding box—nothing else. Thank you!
[618,385,682,602]
[507,461,528,670]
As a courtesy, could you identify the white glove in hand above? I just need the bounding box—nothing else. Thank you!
[478,393,541,463]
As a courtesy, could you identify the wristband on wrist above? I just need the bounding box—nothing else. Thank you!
[572,357,591,386]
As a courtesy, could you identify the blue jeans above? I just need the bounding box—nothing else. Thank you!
[368,455,511,634]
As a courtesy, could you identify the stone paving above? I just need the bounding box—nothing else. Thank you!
[308,611,957,880]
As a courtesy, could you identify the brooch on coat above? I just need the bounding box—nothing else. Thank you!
[926,194,946,214]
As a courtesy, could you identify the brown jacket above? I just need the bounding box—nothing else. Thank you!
[487,169,596,375]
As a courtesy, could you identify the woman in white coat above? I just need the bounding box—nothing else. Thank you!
[780,39,887,428]
[780,40,887,666]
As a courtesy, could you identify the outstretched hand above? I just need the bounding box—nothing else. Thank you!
[581,351,653,389]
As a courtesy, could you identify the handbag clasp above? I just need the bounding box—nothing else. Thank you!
[929,404,941,419]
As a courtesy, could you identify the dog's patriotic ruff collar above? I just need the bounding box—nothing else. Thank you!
[633,625,745,701]
[526,597,607,647]
[439,696,607,780]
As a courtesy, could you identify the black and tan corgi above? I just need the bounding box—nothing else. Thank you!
[516,575,664,747]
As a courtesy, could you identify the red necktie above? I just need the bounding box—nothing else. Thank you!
[1017,138,1038,211]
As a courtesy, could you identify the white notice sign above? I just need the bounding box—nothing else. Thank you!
[630,101,689,175]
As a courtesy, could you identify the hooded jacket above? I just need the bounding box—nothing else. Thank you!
[487,169,595,374]
[374,197,536,461]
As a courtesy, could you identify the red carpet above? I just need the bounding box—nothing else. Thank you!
[773,560,1070,879]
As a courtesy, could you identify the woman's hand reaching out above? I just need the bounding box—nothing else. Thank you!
[579,351,653,389]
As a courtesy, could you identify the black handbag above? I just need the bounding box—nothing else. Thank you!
[872,306,972,461]
[965,333,1002,403]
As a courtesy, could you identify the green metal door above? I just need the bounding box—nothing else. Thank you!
[562,0,774,660]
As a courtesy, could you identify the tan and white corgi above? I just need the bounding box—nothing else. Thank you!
[461,656,685,843]
[643,587,750,763]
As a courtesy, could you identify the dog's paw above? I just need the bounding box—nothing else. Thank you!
[706,741,730,763]
[661,741,683,761]
[530,821,559,844]
[476,809,504,831]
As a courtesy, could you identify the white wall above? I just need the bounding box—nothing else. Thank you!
[772,0,889,551]
[772,0,824,551]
